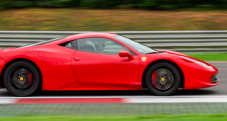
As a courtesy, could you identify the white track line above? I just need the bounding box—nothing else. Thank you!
[0,95,227,100]
[1,95,227,103]
[0,99,17,104]
[126,97,227,103]
[1,95,227,99]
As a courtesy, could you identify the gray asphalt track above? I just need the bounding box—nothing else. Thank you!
[0,62,226,97]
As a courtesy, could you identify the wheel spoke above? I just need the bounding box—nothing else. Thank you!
[151,68,174,91]
[4,61,40,96]
[9,68,34,93]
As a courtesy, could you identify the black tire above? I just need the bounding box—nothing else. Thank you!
[145,62,180,96]
[4,61,41,96]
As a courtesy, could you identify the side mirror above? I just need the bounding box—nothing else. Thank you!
[119,50,134,60]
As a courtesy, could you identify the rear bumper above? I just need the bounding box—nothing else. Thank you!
[0,58,6,89]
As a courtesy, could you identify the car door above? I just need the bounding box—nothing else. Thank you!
[70,37,140,87]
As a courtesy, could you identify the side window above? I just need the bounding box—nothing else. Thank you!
[77,38,97,53]
[103,41,125,55]
[64,40,77,50]
[65,37,135,55]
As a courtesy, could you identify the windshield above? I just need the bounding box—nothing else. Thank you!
[19,36,66,48]
[114,35,157,54]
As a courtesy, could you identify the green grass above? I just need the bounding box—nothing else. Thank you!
[187,53,227,61]
[1,114,227,121]
[1,8,227,31]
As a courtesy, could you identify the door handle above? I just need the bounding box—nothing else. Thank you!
[73,57,80,61]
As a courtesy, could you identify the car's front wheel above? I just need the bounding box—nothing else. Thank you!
[145,62,181,96]
[4,61,41,96]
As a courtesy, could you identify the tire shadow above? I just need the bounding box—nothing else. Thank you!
[37,89,217,96]
[0,89,218,97]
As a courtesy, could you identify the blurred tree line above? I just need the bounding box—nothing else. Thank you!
[1,0,227,10]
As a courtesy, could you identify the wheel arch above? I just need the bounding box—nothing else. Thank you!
[0,58,42,89]
[142,59,184,89]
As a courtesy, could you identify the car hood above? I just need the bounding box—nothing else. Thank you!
[156,50,212,66]
[157,50,189,57]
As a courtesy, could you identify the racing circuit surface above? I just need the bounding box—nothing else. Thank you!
[0,62,226,97]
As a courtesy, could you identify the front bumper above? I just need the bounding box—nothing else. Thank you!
[184,65,218,90]
[170,57,218,90]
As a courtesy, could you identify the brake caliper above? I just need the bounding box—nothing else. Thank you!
[151,71,157,88]
[28,72,32,86]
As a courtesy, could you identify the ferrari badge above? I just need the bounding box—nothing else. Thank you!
[142,57,146,62]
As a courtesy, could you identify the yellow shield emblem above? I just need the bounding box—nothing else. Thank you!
[142,57,146,62]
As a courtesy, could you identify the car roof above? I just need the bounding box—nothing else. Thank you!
[66,32,117,40]
[39,32,117,46]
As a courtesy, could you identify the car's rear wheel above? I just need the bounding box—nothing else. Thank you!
[4,61,41,96]
[145,62,180,96]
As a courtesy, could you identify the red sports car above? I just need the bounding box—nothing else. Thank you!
[0,33,218,96]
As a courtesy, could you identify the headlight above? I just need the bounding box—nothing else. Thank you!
[180,56,210,68]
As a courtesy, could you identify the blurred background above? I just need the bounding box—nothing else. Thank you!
[1,0,227,31]
[0,0,227,121]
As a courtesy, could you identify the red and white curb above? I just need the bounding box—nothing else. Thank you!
[1,95,227,104]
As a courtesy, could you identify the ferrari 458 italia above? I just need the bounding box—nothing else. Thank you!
[0,33,218,96]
